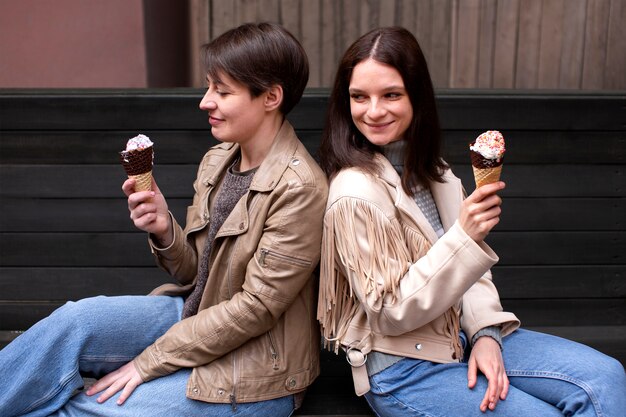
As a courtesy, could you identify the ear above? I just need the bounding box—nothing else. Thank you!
[264,84,283,112]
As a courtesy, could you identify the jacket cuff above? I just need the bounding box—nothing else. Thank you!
[471,325,503,350]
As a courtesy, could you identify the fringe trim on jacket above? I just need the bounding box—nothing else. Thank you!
[318,197,462,360]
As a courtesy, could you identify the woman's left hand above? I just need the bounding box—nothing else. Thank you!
[86,361,144,405]
[467,336,509,412]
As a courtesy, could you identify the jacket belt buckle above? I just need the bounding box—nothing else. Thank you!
[345,346,367,367]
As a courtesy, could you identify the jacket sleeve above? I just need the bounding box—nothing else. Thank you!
[133,180,327,381]
[460,271,520,341]
[146,158,211,286]
[321,195,501,337]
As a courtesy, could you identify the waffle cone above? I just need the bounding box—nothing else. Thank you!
[129,171,153,191]
[472,165,502,188]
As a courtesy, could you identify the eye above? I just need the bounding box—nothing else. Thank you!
[385,92,402,99]
[350,93,366,102]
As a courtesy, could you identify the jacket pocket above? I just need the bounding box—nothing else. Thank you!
[267,330,280,370]
[258,248,312,269]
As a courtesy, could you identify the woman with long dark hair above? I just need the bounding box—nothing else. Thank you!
[318,26,625,416]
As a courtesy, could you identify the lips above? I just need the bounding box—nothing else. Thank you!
[364,120,393,132]
[209,115,224,126]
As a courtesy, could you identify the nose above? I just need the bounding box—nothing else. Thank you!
[366,98,385,120]
[199,90,217,111]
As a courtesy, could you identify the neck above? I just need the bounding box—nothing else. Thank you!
[239,114,283,171]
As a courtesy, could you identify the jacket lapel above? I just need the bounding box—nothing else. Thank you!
[377,156,439,244]
[430,170,464,231]
[378,156,465,243]
[217,120,298,238]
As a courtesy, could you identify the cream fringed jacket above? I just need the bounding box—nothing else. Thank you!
[317,154,520,395]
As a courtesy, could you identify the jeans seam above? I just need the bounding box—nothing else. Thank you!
[20,365,81,415]
[507,369,604,416]
[368,378,440,417]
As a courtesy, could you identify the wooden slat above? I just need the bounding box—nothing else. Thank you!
[339,0,360,54]
[430,0,452,89]
[1,164,622,199]
[493,266,625,299]
[559,0,587,88]
[414,0,432,65]
[451,0,480,88]
[2,298,623,332]
[1,91,625,131]
[257,0,280,22]
[477,0,497,88]
[442,131,625,164]
[280,0,301,38]
[0,268,173,300]
[492,0,519,88]
[0,163,620,200]
[0,265,622,301]
[0,165,197,198]
[301,0,321,87]
[487,231,625,266]
[525,325,626,365]
[189,0,210,87]
[605,0,626,89]
[538,0,565,88]
[0,199,190,232]
[320,0,338,87]
[1,197,622,233]
[2,129,623,165]
[502,299,626,327]
[515,0,542,88]
[582,0,611,89]
[1,231,622,267]
[0,131,213,164]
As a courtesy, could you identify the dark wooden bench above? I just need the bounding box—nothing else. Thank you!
[0,89,624,416]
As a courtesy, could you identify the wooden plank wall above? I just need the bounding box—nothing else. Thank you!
[188,0,626,89]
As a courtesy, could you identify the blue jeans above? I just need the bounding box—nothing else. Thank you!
[364,329,626,417]
[0,295,295,417]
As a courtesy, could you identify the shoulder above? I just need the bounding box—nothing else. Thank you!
[285,141,327,189]
[327,166,393,214]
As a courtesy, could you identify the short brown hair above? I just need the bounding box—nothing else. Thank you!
[202,22,309,115]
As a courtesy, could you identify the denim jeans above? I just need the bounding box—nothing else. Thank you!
[364,329,626,417]
[0,295,295,417]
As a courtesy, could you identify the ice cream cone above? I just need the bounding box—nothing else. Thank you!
[469,131,505,188]
[472,165,502,188]
[120,134,154,191]
[128,170,153,192]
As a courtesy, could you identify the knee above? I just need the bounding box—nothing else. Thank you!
[52,296,108,329]
[598,355,626,386]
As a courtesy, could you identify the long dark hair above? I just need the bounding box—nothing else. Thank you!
[319,27,447,193]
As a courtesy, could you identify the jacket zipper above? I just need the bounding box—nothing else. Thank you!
[268,331,279,370]
[259,248,312,268]
[230,352,238,411]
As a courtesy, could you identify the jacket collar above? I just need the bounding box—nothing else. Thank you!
[211,120,300,238]
[376,154,463,244]
[208,119,299,192]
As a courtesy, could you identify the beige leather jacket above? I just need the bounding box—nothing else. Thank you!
[318,154,519,395]
[133,121,328,405]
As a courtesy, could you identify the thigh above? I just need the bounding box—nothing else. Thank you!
[501,328,626,416]
[364,358,562,417]
[64,295,183,376]
[51,369,295,417]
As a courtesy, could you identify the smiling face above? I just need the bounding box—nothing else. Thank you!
[198,71,268,146]
[348,58,413,146]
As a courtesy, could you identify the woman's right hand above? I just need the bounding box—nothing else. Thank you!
[122,178,173,247]
[458,182,505,242]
